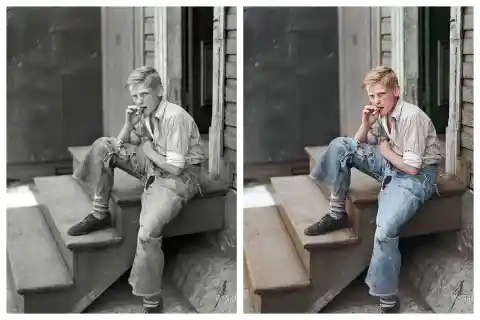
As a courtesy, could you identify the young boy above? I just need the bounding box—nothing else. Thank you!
[305,66,441,313]
[67,66,204,313]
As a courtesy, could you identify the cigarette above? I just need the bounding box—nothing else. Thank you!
[135,106,146,115]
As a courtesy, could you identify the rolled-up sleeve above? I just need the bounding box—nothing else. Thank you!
[402,113,428,168]
[165,115,190,169]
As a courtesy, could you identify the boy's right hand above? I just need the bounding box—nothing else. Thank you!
[125,105,143,127]
[362,104,380,127]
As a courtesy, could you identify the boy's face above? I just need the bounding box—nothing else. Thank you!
[129,83,163,116]
[366,83,400,117]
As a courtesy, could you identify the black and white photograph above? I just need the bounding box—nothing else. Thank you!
[6,6,237,313]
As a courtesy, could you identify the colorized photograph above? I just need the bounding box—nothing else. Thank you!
[243,6,473,314]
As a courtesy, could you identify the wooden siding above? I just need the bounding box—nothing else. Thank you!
[380,7,392,67]
[461,6,473,189]
[144,7,155,67]
[224,6,237,188]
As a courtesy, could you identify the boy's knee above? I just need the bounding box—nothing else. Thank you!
[138,226,163,242]
[328,137,356,155]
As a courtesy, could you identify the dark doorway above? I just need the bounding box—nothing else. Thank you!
[182,7,213,134]
[418,7,451,135]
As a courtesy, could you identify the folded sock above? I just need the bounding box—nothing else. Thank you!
[91,209,109,220]
[143,297,161,308]
[380,295,398,308]
[329,193,346,220]
[92,194,109,219]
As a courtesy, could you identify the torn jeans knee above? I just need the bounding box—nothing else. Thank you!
[309,137,357,195]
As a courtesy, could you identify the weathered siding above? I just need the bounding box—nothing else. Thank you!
[144,7,155,67]
[461,6,473,189]
[380,7,392,67]
[224,6,237,188]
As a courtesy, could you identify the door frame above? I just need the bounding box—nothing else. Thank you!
[154,7,168,93]
[208,6,226,179]
[391,6,462,175]
[391,7,418,104]
[445,7,463,175]
[154,6,225,179]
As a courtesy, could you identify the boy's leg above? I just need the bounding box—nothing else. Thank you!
[68,137,147,236]
[129,170,199,312]
[365,166,438,312]
[305,137,387,236]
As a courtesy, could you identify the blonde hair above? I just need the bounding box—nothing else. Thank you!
[362,66,399,91]
[126,66,163,89]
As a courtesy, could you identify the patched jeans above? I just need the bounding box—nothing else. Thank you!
[73,137,199,298]
[310,137,438,297]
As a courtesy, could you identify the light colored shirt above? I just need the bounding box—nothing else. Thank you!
[367,100,442,168]
[132,99,204,169]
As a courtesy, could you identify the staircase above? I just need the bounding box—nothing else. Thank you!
[7,146,227,313]
[244,145,467,313]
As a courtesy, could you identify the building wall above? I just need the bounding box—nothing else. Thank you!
[144,7,155,67]
[380,7,392,67]
[7,7,102,179]
[460,6,473,256]
[460,6,473,189]
[224,6,237,189]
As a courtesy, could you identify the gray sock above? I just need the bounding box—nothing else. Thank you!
[380,295,398,308]
[328,193,346,220]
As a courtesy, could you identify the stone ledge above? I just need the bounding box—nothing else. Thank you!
[164,235,237,313]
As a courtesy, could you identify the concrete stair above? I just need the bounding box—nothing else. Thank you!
[244,145,468,313]
[7,145,228,313]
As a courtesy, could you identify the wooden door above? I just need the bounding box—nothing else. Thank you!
[419,7,451,134]
[184,7,213,134]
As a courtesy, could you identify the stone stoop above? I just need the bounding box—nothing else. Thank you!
[243,145,468,313]
[7,145,228,313]
[163,235,237,313]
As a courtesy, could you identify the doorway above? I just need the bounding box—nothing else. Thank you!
[418,7,451,135]
[182,7,213,135]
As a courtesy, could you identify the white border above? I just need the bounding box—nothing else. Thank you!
[2,2,479,319]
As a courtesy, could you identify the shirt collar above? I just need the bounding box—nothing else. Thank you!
[390,99,403,120]
[153,98,167,119]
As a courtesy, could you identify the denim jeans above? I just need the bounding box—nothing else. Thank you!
[310,137,438,297]
[73,137,199,298]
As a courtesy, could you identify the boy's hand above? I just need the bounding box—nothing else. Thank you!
[125,105,144,127]
[362,104,380,127]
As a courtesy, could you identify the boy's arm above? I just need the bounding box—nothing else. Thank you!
[142,115,190,176]
[380,114,429,175]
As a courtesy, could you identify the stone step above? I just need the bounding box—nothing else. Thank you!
[34,175,122,275]
[270,175,358,273]
[305,145,466,237]
[244,206,310,313]
[244,206,310,293]
[68,146,227,238]
[7,207,74,294]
